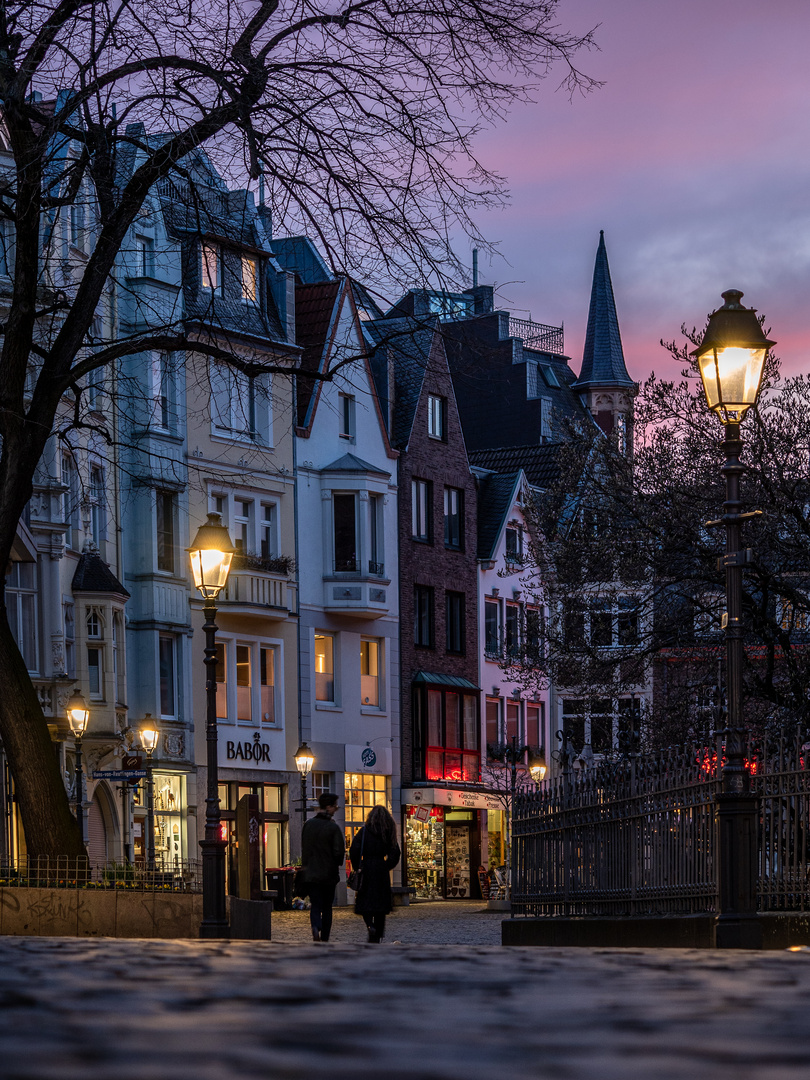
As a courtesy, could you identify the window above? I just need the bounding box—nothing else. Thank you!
[260,503,277,559]
[562,699,586,750]
[70,198,85,249]
[88,645,102,699]
[215,643,227,720]
[212,493,228,528]
[89,466,105,550]
[210,362,272,443]
[589,599,612,647]
[618,697,641,754]
[485,600,500,657]
[590,698,613,753]
[236,644,252,722]
[113,614,124,704]
[260,647,275,723]
[427,394,445,439]
[446,591,465,654]
[411,479,431,541]
[526,703,543,747]
[540,364,560,388]
[369,494,383,575]
[233,499,254,553]
[618,598,639,646]
[421,687,479,783]
[64,601,75,677]
[414,586,434,647]
[525,608,543,663]
[339,393,355,440]
[62,454,81,550]
[311,772,333,804]
[563,601,585,647]
[505,603,520,657]
[360,638,381,706]
[505,526,523,564]
[134,234,155,276]
[150,352,172,428]
[345,773,388,849]
[505,700,520,741]
[314,633,335,702]
[6,562,38,672]
[159,636,176,718]
[87,366,104,410]
[444,487,463,549]
[201,243,220,292]
[486,698,500,748]
[0,217,12,276]
[695,593,723,638]
[241,255,258,303]
[540,398,552,441]
[333,493,357,572]
[156,490,175,572]
[779,597,809,632]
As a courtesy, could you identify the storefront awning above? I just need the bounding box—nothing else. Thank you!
[411,671,480,691]
[402,787,503,812]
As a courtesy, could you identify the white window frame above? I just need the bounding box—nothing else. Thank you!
[212,635,283,727]
[360,637,384,710]
[241,255,258,304]
[210,361,273,445]
[427,394,444,439]
[314,631,337,706]
[339,393,355,440]
[201,242,220,292]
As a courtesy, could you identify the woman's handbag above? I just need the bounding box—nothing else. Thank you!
[347,827,365,892]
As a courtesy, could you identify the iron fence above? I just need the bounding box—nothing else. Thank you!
[512,728,810,917]
[0,856,202,892]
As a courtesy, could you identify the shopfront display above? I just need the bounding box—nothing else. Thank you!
[217,781,288,892]
[487,808,506,871]
[404,807,445,898]
[344,772,388,851]
[133,772,185,867]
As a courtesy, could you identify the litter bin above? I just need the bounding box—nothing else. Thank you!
[265,867,295,910]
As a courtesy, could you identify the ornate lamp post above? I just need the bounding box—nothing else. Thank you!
[67,691,90,846]
[529,752,547,784]
[294,741,315,822]
[188,512,235,939]
[140,717,159,872]
[692,289,774,949]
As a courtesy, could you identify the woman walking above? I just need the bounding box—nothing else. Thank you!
[349,805,401,943]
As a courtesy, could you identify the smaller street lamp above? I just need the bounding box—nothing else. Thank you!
[295,741,315,822]
[67,691,90,846]
[140,717,159,872]
[188,511,235,939]
[529,752,547,784]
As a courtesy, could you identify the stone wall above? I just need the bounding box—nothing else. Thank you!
[0,887,205,938]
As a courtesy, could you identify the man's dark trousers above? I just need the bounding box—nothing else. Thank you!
[308,882,336,941]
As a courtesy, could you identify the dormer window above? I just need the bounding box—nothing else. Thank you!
[201,243,220,292]
[241,255,258,304]
[505,526,523,564]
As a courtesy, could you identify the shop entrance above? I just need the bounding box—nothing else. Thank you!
[404,805,482,900]
[444,811,477,899]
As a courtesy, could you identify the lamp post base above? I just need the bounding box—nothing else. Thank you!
[199,836,230,939]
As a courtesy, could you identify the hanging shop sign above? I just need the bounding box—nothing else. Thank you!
[219,730,273,768]
[345,743,392,775]
[402,787,502,812]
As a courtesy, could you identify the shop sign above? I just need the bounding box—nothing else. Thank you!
[345,743,392,775]
[92,769,147,780]
[403,787,502,811]
[219,731,272,768]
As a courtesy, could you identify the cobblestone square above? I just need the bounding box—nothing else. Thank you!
[2,904,810,1079]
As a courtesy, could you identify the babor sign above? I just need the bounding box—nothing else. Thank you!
[219,730,272,768]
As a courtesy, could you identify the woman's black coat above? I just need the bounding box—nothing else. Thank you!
[349,826,401,915]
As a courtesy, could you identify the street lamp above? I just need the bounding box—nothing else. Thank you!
[140,717,159,872]
[67,691,89,846]
[188,512,235,939]
[529,752,547,784]
[295,741,315,822]
[692,288,774,949]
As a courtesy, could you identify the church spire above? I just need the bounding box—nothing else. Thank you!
[573,232,635,448]
[574,231,633,391]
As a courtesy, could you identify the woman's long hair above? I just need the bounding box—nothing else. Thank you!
[365,804,397,847]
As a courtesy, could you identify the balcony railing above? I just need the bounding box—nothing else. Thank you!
[368,560,385,576]
[507,317,564,355]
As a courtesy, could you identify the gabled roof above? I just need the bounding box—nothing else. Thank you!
[573,231,634,390]
[295,280,342,426]
[363,315,439,448]
[475,470,524,561]
[468,443,563,490]
[71,553,130,597]
[320,452,390,478]
[270,236,334,284]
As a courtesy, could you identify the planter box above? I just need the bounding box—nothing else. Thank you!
[0,886,205,938]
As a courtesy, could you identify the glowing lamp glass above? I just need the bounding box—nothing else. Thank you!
[295,741,315,776]
[141,723,159,753]
[530,763,547,782]
[187,514,235,599]
[697,346,766,422]
[67,692,89,736]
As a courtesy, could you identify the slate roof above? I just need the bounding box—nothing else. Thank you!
[269,236,334,284]
[71,553,130,597]
[320,452,390,478]
[295,280,342,426]
[573,231,634,390]
[363,315,438,448]
[468,444,563,490]
[475,470,522,561]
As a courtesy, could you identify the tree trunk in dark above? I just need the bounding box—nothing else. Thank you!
[0,612,85,860]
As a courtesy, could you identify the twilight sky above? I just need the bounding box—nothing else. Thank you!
[471,0,810,385]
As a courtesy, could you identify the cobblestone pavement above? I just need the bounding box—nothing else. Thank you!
[272,899,503,944]
[3,928,810,1079]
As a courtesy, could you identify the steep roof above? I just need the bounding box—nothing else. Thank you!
[573,231,634,390]
[71,553,130,597]
[295,280,342,426]
[363,315,439,449]
[475,470,523,561]
[468,443,562,490]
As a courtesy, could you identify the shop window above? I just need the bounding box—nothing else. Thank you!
[414,585,434,647]
[344,773,388,849]
[134,773,184,867]
[446,591,465,654]
[156,490,175,573]
[360,638,381,707]
[427,394,445,440]
[404,807,445,900]
[314,632,335,702]
[6,562,38,672]
[333,493,357,572]
[411,478,431,541]
[443,487,463,549]
[339,393,355,440]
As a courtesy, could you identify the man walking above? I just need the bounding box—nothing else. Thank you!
[301,792,344,942]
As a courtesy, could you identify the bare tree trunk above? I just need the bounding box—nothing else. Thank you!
[0,612,84,859]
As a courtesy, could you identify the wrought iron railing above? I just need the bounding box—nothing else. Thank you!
[0,856,202,892]
[507,318,564,355]
[512,728,810,918]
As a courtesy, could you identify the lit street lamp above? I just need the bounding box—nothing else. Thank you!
[188,512,235,939]
[692,288,774,949]
[140,717,159,872]
[67,691,90,846]
[295,741,315,822]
